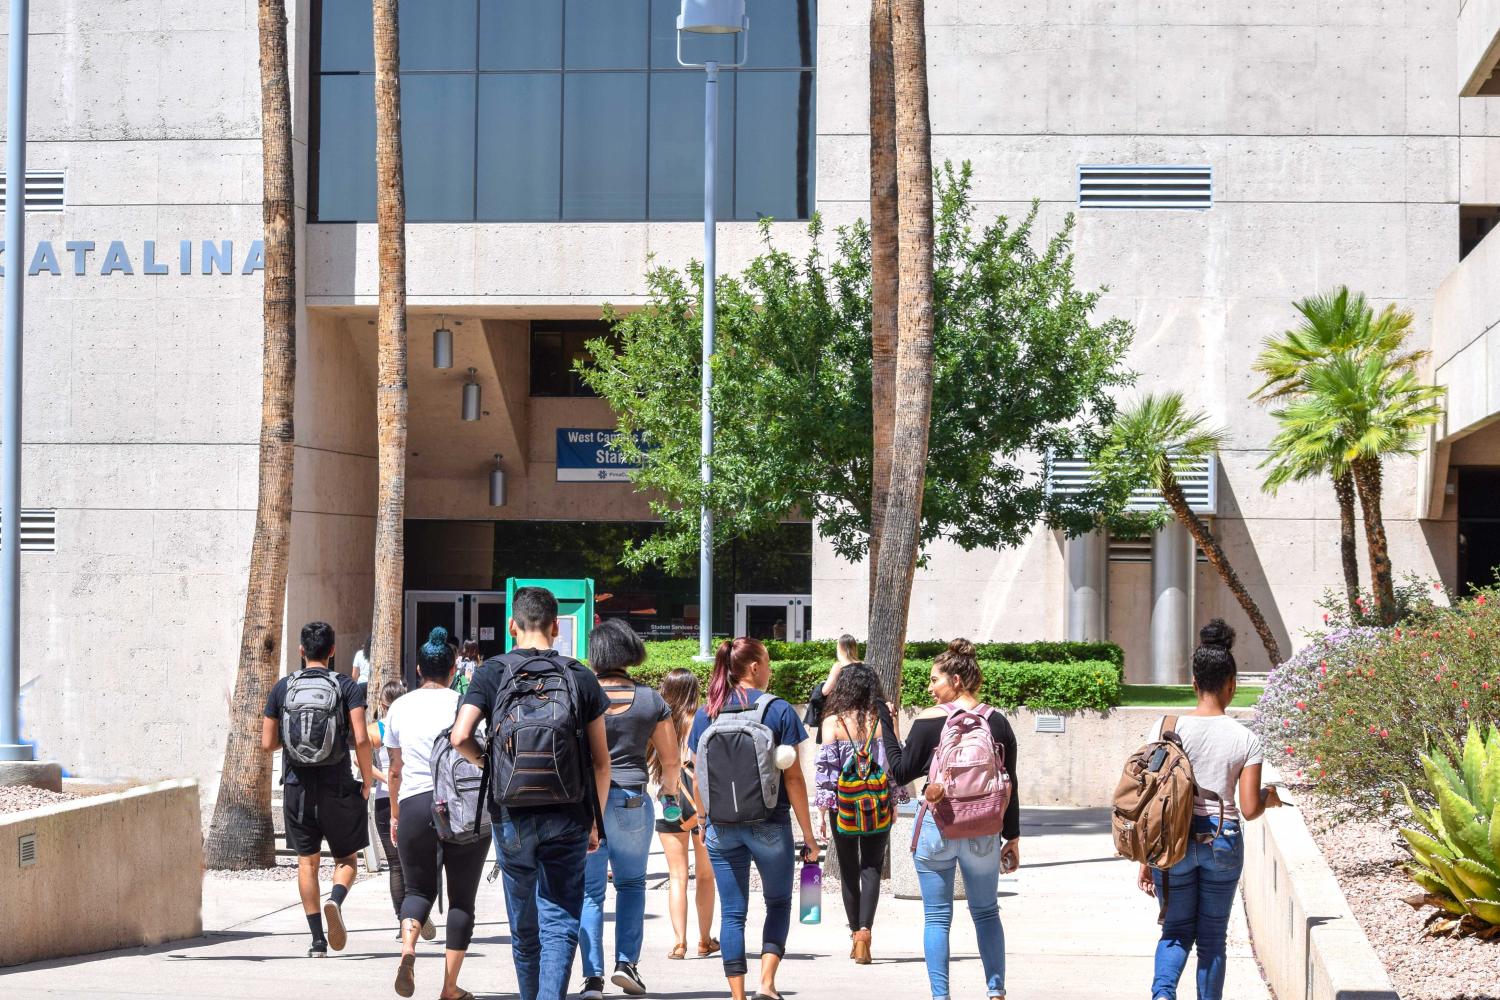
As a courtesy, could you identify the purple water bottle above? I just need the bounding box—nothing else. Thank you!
[799,859,822,924]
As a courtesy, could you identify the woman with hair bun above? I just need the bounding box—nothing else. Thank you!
[884,638,1021,1000]
[385,627,487,1000]
[1137,619,1282,1000]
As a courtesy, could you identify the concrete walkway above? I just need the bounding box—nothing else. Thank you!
[3,808,1268,999]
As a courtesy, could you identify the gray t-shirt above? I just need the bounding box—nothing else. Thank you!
[600,680,671,789]
[1148,714,1264,820]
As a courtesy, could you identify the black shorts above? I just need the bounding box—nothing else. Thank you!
[283,772,370,859]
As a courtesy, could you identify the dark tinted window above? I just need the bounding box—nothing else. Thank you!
[477,74,562,219]
[315,74,376,222]
[480,0,562,69]
[530,321,616,396]
[404,75,478,220]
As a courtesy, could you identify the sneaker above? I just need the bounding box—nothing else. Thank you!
[307,939,328,958]
[323,900,347,952]
[612,961,646,996]
[420,916,437,941]
[578,977,605,1000]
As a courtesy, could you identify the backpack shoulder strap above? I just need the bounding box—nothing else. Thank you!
[1162,715,1180,738]
[749,692,779,725]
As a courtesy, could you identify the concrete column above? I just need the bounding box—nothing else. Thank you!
[1065,529,1108,642]
[1150,520,1195,684]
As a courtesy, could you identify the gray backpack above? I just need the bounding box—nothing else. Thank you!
[281,670,345,767]
[431,725,491,846]
[697,693,781,825]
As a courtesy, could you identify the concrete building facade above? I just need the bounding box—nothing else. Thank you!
[3,0,1498,798]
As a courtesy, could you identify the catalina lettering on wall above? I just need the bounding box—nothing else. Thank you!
[556,428,647,483]
[0,239,265,276]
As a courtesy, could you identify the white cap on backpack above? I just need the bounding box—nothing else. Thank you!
[774,745,797,770]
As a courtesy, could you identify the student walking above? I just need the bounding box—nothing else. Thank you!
[578,620,683,998]
[450,587,612,1000]
[452,640,481,696]
[813,663,905,963]
[690,637,820,1000]
[802,634,861,739]
[885,639,1020,1000]
[385,628,488,1000]
[260,621,375,958]
[1136,620,1282,1000]
[651,668,719,963]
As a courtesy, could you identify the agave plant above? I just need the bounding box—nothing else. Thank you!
[1399,724,1500,936]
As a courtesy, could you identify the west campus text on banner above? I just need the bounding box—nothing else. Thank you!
[555,428,647,483]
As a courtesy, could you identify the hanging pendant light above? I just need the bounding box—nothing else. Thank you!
[489,454,507,508]
[433,315,453,369]
[462,367,481,421]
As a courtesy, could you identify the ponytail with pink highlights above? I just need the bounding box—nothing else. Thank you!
[706,636,768,718]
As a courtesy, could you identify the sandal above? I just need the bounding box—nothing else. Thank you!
[697,937,720,957]
[394,953,416,999]
[441,992,475,1000]
[668,943,687,960]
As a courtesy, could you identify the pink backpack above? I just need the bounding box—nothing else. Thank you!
[909,703,1011,850]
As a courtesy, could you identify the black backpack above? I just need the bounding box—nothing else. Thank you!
[488,651,587,808]
[280,669,346,767]
[432,724,491,845]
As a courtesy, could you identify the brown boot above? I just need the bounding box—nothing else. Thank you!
[852,928,872,964]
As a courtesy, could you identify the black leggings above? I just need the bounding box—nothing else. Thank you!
[832,828,889,931]
[395,791,489,951]
[374,797,405,917]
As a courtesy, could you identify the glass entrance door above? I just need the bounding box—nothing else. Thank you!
[467,593,507,661]
[403,591,465,686]
[733,593,811,642]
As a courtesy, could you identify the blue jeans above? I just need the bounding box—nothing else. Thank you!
[913,814,1006,1000]
[1151,815,1244,1000]
[580,786,655,976]
[704,818,795,977]
[495,810,591,1000]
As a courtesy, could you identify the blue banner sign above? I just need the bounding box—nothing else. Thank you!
[556,428,646,483]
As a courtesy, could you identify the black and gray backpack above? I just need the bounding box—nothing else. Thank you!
[696,692,781,825]
[431,724,491,845]
[280,669,346,767]
[488,651,587,807]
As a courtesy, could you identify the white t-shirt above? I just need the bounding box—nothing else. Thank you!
[1147,715,1264,820]
[384,687,461,803]
[373,722,391,801]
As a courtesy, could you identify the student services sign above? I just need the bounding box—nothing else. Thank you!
[556,428,647,483]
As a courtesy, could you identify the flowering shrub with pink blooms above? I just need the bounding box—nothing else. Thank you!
[1254,589,1500,817]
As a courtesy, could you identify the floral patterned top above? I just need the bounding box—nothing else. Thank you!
[813,733,910,811]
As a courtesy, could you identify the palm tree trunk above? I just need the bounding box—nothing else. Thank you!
[370,0,407,695]
[867,0,935,698]
[1160,466,1283,667]
[867,0,898,607]
[203,0,297,870]
[1333,467,1361,617]
[1351,457,1396,626]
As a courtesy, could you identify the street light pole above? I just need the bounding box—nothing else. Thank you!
[0,0,31,763]
[678,0,747,661]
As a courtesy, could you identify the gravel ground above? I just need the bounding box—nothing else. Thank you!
[1305,804,1500,1000]
[0,785,77,813]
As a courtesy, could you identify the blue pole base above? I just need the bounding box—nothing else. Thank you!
[0,742,37,762]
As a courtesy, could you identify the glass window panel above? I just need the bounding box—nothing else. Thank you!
[650,0,736,69]
[734,70,814,220]
[480,0,562,69]
[530,331,567,394]
[564,0,648,69]
[402,74,477,221]
[648,71,733,220]
[315,74,376,221]
[744,0,816,68]
[401,0,478,70]
[477,74,562,220]
[319,0,373,72]
[563,73,648,219]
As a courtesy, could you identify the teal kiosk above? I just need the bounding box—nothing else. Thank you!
[505,577,595,661]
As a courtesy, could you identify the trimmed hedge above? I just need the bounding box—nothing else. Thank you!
[629,651,1122,713]
[638,637,1125,678]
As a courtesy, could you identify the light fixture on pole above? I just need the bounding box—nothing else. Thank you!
[678,0,747,661]
[433,315,453,369]
[461,367,481,421]
[489,454,507,508]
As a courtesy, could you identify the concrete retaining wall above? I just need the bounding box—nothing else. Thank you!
[1240,777,1398,1000]
[0,779,203,967]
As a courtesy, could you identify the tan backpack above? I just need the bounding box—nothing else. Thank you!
[1111,716,1223,876]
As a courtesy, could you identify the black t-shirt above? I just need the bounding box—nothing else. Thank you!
[461,648,610,830]
[263,666,367,786]
[884,707,1022,841]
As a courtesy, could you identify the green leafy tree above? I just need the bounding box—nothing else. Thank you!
[578,164,1134,587]
[1097,392,1283,667]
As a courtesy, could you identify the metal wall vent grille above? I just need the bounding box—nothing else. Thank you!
[0,171,66,212]
[18,832,37,867]
[1077,165,1212,209]
[1108,537,1208,564]
[1035,714,1066,734]
[0,509,57,552]
[1047,455,1217,515]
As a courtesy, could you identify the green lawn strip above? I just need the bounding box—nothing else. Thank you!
[1118,684,1262,709]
